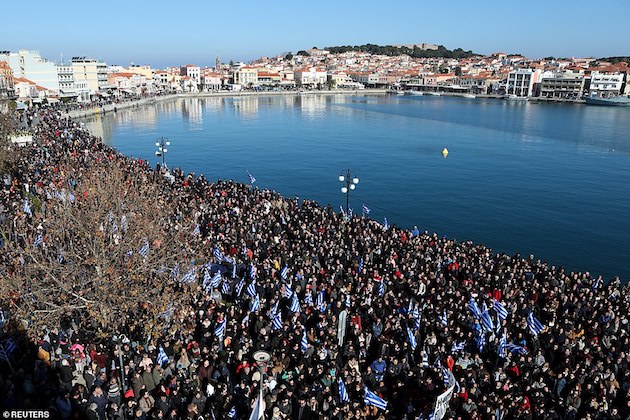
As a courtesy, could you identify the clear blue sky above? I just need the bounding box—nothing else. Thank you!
[2,0,628,68]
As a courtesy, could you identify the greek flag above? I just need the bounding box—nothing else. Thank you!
[442,367,450,387]
[358,257,364,272]
[156,346,169,366]
[339,205,345,216]
[138,240,150,258]
[249,264,257,279]
[345,294,351,308]
[317,290,326,312]
[214,319,226,339]
[407,327,417,351]
[383,217,389,230]
[412,306,421,330]
[227,406,237,418]
[591,277,603,290]
[120,215,128,231]
[505,343,528,355]
[250,294,260,312]
[301,331,308,352]
[280,265,289,280]
[497,332,507,358]
[421,351,429,368]
[451,341,466,353]
[290,294,300,313]
[272,313,282,330]
[224,255,234,264]
[68,192,75,203]
[440,310,448,326]
[480,310,494,332]
[493,300,509,321]
[235,278,245,297]
[476,333,485,352]
[362,204,371,215]
[304,292,313,306]
[112,221,118,234]
[203,269,212,290]
[338,378,350,403]
[192,224,200,236]
[213,247,224,263]
[364,386,387,411]
[181,268,197,283]
[468,297,481,319]
[222,280,231,295]
[211,271,222,288]
[34,233,43,247]
[23,198,32,216]
[348,208,353,217]
[284,284,293,299]
[247,171,256,184]
[378,280,385,297]
[527,313,544,336]
[246,281,257,297]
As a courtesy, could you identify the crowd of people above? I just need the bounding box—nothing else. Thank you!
[1,105,629,420]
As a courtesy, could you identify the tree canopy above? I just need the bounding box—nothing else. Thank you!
[323,44,478,59]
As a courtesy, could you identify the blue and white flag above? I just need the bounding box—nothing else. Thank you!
[421,351,429,368]
[468,297,482,319]
[203,269,212,290]
[222,280,231,295]
[181,267,197,283]
[247,171,256,184]
[249,264,257,279]
[68,192,75,203]
[246,281,257,297]
[451,341,466,353]
[407,327,417,351]
[339,205,346,216]
[493,300,509,321]
[377,280,385,297]
[213,247,224,263]
[345,294,351,308]
[317,290,326,312]
[211,271,222,288]
[301,331,308,352]
[138,240,150,258]
[440,310,448,326]
[362,204,371,215]
[304,291,313,306]
[235,278,245,297]
[497,332,507,358]
[358,257,364,272]
[527,312,545,336]
[284,284,293,299]
[272,313,283,330]
[505,343,528,355]
[476,333,485,352]
[227,406,237,418]
[480,310,494,332]
[214,319,226,339]
[120,215,128,231]
[192,224,200,236]
[23,198,32,216]
[290,294,300,313]
[280,265,289,280]
[250,294,260,312]
[441,367,450,387]
[112,222,118,234]
[34,233,43,247]
[338,378,350,403]
[383,217,389,230]
[156,346,169,366]
[364,386,387,411]
[412,306,421,330]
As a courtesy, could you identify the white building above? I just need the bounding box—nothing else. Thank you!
[180,64,201,86]
[294,67,327,88]
[71,57,109,94]
[589,73,624,96]
[0,50,59,93]
[505,69,540,97]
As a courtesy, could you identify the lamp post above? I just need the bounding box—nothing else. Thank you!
[338,169,359,216]
[155,136,170,168]
[252,350,271,417]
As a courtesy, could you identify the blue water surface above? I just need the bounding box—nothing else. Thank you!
[83,94,630,280]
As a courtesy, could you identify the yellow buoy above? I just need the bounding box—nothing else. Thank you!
[442,148,449,157]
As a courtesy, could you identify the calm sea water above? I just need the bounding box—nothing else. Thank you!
[83,94,630,280]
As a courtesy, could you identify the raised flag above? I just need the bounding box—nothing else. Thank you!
[345,294,351,308]
[214,319,226,339]
[362,204,371,215]
[156,346,169,366]
[476,333,485,352]
[378,280,385,297]
[407,327,417,351]
[192,224,200,236]
[358,257,364,272]
[236,278,245,297]
[138,240,150,258]
[493,300,509,321]
[290,294,300,313]
[364,386,388,411]
[304,291,313,306]
[451,341,466,353]
[222,280,231,295]
[412,306,421,330]
[421,351,429,368]
[383,217,389,230]
[504,343,528,355]
[250,294,260,312]
[213,247,224,263]
[23,198,32,216]
[338,378,350,403]
[440,310,448,326]
[181,267,197,283]
[317,290,326,312]
[211,271,222,288]
[527,312,545,336]
[272,313,283,330]
[247,171,256,184]
[249,264,257,279]
[497,332,507,358]
[249,386,265,420]
[301,331,308,352]
[468,297,481,319]
[246,281,257,297]
[34,233,43,247]
[480,310,494,332]
[280,265,289,280]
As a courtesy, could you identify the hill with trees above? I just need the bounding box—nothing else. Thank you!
[323,43,478,59]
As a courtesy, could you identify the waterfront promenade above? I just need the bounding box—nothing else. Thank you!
[0,105,628,419]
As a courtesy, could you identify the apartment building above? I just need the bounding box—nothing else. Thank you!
[0,50,59,93]
[71,57,108,94]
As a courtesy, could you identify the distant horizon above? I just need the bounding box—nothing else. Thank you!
[2,0,628,69]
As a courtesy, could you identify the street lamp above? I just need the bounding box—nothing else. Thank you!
[252,350,271,416]
[338,169,359,216]
[155,136,170,168]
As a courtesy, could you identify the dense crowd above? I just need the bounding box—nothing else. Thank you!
[1,106,629,420]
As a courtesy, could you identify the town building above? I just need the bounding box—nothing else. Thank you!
[0,50,59,93]
[180,64,201,87]
[234,67,259,87]
[539,73,585,99]
[505,69,541,97]
[71,57,109,95]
